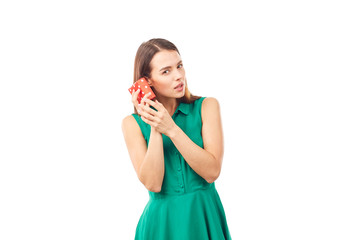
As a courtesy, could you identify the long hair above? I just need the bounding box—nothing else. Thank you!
[133,38,201,114]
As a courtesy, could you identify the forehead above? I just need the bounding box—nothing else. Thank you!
[150,50,181,70]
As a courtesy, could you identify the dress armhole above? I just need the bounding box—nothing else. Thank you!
[198,97,207,124]
[131,114,147,143]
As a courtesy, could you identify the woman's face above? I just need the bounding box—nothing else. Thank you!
[148,50,186,99]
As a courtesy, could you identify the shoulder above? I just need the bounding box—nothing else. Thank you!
[200,97,221,122]
[122,114,136,126]
[201,97,220,112]
[121,114,140,133]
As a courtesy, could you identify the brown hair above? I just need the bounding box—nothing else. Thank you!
[133,38,201,114]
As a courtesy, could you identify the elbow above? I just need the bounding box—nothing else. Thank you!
[138,166,163,193]
[206,176,218,184]
[138,175,162,193]
[206,168,221,184]
[205,155,223,184]
[145,184,162,193]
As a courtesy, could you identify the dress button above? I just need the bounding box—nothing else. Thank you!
[177,167,181,171]
[180,184,184,188]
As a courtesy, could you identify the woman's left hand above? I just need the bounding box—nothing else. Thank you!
[138,98,178,137]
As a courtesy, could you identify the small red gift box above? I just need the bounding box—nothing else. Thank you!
[128,78,156,104]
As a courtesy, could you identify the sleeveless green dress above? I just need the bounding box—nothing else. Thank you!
[131,97,232,240]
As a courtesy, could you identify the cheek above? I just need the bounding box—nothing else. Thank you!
[155,78,173,92]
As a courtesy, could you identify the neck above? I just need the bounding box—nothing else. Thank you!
[156,96,179,116]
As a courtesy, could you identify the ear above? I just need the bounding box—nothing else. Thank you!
[146,77,153,86]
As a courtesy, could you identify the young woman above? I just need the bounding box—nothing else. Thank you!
[122,38,232,239]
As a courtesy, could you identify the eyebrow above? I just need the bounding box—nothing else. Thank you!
[159,60,182,72]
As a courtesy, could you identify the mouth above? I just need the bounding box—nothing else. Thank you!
[174,82,184,89]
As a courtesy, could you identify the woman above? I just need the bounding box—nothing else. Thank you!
[122,38,232,239]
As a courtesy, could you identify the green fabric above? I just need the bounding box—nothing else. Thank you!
[131,97,232,239]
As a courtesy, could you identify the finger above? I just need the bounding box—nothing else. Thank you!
[137,99,146,114]
[131,88,139,98]
[140,92,152,106]
[142,103,158,116]
[137,103,142,114]
[144,98,162,111]
[143,98,154,110]
[138,98,146,115]
[139,107,154,121]
[140,115,152,126]
[132,89,140,105]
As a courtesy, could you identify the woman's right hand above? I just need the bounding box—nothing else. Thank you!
[131,88,151,115]
[132,89,160,133]
[131,88,141,112]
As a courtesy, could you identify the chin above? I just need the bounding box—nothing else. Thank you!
[177,92,185,98]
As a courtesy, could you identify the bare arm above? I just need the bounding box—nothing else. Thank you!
[167,97,224,183]
[122,90,165,192]
[121,116,164,192]
[139,96,224,183]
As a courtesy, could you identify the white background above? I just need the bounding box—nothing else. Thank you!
[1,0,359,239]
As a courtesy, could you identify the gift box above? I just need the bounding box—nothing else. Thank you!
[128,78,156,104]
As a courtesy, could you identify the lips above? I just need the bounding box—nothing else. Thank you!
[175,83,184,89]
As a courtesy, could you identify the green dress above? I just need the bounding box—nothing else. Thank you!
[131,97,232,240]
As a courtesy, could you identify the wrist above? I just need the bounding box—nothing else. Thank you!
[150,126,161,136]
[168,124,180,139]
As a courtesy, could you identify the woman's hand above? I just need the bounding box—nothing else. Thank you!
[131,88,143,111]
[131,88,152,113]
[137,98,178,137]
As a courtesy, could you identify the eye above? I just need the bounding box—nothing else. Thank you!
[177,63,183,68]
[162,70,169,75]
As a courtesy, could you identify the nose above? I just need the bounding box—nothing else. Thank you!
[174,68,184,81]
